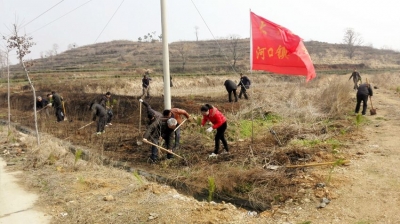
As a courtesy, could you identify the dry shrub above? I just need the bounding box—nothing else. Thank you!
[365,72,400,90]
[317,76,353,118]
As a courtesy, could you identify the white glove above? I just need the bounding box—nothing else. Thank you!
[139,99,143,103]
[206,127,213,133]
[47,103,52,107]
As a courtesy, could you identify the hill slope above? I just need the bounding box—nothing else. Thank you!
[7,39,400,76]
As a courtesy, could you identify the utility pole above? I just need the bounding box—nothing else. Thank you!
[160,0,171,109]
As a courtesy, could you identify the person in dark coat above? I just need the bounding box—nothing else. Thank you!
[139,99,162,125]
[349,69,362,90]
[162,118,177,159]
[237,73,251,100]
[36,96,48,109]
[143,116,163,162]
[140,72,152,99]
[99,92,113,126]
[91,103,107,135]
[36,96,49,117]
[224,80,238,102]
[49,91,64,122]
[355,83,373,115]
[162,108,190,149]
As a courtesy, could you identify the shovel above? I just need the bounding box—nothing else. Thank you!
[370,96,376,115]
[137,101,143,145]
[62,101,67,121]
[142,138,184,159]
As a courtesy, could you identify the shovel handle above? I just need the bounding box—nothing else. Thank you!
[142,138,184,159]
[173,119,187,132]
[77,121,94,130]
[369,96,374,109]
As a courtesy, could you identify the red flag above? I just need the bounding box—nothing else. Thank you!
[251,12,316,82]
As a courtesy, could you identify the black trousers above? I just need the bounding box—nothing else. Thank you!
[107,109,113,123]
[55,107,64,122]
[97,115,107,132]
[228,90,238,102]
[214,122,228,154]
[355,94,368,115]
[238,87,248,99]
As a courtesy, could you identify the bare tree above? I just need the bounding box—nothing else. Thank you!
[342,28,363,59]
[67,43,77,50]
[194,26,199,41]
[228,34,242,70]
[139,31,159,43]
[53,43,59,55]
[177,43,192,72]
[4,24,40,144]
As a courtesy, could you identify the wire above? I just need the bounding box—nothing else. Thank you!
[21,0,65,29]
[190,0,238,73]
[29,0,94,34]
[94,0,125,43]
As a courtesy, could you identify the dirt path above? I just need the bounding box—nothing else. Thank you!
[0,158,51,224]
[279,88,400,223]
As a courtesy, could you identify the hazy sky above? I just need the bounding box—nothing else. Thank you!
[1,0,399,63]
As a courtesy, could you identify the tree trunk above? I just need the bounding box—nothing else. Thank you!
[20,60,40,145]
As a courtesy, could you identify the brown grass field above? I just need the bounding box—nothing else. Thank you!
[1,39,400,223]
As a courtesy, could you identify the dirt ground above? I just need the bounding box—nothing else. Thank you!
[262,86,400,223]
[1,75,400,223]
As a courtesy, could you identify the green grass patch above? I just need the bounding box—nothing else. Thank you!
[325,139,341,150]
[238,116,281,138]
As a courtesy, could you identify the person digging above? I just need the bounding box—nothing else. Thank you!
[90,103,107,135]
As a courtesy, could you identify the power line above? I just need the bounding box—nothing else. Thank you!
[29,0,94,35]
[190,0,237,73]
[21,0,65,29]
[94,0,125,43]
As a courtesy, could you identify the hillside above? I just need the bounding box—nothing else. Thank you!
[7,39,400,77]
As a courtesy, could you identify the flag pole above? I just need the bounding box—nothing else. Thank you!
[249,9,254,144]
[249,9,253,72]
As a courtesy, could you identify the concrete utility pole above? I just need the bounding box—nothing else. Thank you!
[160,0,171,109]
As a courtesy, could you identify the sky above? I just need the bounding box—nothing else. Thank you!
[1,0,400,64]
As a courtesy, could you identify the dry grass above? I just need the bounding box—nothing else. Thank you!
[0,70,383,221]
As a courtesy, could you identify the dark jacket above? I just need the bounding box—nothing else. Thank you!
[224,80,237,92]
[142,76,151,88]
[52,93,63,109]
[357,83,373,97]
[142,101,162,121]
[349,71,361,81]
[36,99,48,109]
[91,103,107,121]
[161,122,175,149]
[98,95,109,108]
[143,117,163,142]
[238,76,251,89]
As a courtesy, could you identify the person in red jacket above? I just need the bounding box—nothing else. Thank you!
[200,104,229,157]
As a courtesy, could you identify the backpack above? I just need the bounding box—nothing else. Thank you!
[244,77,251,89]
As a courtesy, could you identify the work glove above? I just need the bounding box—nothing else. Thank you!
[206,127,213,133]
[139,99,143,103]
